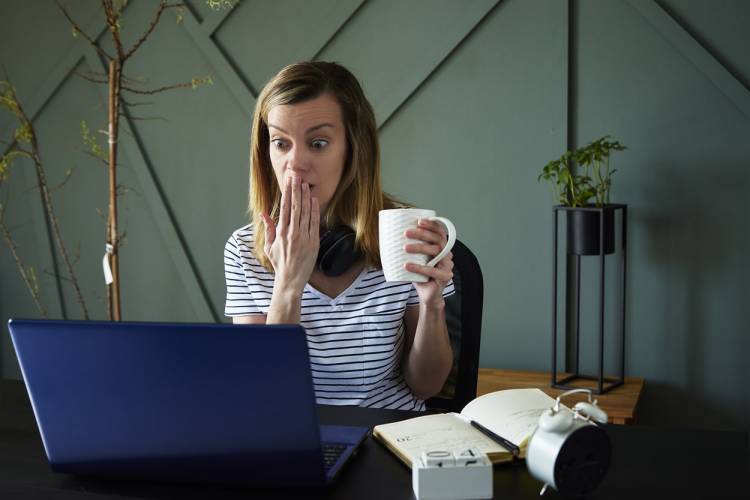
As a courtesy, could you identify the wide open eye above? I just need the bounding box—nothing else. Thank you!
[311,139,329,150]
[271,139,289,151]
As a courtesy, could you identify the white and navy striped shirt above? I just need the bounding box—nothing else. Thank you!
[224,224,455,411]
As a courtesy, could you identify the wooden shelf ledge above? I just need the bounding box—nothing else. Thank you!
[476,368,645,425]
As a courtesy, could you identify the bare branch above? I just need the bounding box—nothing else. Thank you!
[73,69,109,85]
[49,167,76,194]
[2,76,90,318]
[122,0,168,62]
[0,219,48,317]
[102,0,126,62]
[81,150,109,166]
[43,268,74,283]
[77,69,109,79]
[120,73,147,85]
[73,240,81,266]
[116,184,140,198]
[11,146,33,157]
[120,98,155,107]
[56,0,113,60]
[121,73,213,95]
[121,81,191,94]
[121,114,167,123]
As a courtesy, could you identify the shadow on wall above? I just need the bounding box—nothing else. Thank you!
[634,163,748,430]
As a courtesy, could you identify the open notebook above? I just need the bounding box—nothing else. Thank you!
[373,388,557,467]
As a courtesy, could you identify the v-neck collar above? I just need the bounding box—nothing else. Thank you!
[304,266,370,306]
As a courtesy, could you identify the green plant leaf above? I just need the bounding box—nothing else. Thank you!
[206,0,237,10]
[81,120,107,161]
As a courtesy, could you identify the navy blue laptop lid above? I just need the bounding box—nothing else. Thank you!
[8,319,367,486]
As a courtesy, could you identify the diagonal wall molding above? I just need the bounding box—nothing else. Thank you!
[302,0,367,62]
[201,2,236,36]
[180,5,256,115]
[180,0,366,114]
[376,0,501,129]
[627,0,750,120]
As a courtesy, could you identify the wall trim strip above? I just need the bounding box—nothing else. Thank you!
[626,0,750,120]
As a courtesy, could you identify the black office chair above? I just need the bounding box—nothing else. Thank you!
[426,239,484,413]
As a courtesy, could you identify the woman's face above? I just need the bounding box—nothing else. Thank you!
[267,93,347,216]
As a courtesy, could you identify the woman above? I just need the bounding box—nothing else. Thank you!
[224,61,454,410]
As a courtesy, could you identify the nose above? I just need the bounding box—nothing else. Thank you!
[286,145,310,174]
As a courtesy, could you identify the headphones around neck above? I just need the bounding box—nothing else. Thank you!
[317,225,363,277]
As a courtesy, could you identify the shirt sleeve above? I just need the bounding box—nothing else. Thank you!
[224,234,263,317]
[406,279,456,306]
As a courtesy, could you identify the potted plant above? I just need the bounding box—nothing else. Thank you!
[538,136,626,255]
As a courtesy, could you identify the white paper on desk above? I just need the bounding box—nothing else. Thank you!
[376,413,507,464]
[460,388,557,446]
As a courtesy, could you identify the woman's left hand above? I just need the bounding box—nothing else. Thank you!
[403,219,454,308]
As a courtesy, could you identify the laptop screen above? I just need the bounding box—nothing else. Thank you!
[9,319,330,485]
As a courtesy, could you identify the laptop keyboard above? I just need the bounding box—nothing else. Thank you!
[322,443,348,472]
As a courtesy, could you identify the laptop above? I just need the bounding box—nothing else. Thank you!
[7,319,369,486]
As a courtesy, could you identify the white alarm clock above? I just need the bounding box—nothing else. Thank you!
[526,389,612,497]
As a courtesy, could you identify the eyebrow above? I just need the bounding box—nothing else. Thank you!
[268,123,335,134]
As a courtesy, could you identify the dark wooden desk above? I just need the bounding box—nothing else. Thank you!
[0,379,746,499]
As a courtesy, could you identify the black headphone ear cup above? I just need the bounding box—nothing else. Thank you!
[317,226,363,277]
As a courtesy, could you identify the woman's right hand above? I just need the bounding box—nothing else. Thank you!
[261,175,320,295]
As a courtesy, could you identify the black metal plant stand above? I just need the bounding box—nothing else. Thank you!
[551,204,627,394]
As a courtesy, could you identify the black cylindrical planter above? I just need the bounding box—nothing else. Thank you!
[566,206,615,255]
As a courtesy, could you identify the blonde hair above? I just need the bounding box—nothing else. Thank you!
[248,61,401,271]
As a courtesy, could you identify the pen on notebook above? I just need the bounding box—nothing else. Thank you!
[469,420,520,459]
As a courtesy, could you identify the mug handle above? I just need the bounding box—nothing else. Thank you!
[425,217,456,268]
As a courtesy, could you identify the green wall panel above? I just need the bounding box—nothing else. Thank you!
[378,0,566,371]
[661,0,750,87]
[575,0,750,429]
[215,0,363,93]
[317,0,499,125]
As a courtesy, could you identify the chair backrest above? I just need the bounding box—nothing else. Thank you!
[426,239,484,412]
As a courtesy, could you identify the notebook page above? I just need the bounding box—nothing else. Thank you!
[373,412,507,464]
[460,388,556,446]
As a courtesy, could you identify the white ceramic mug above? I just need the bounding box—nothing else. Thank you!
[379,208,457,282]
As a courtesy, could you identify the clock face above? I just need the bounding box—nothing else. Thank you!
[554,425,612,497]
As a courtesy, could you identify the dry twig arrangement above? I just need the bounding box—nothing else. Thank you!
[57,0,211,320]
[0,79,89,319]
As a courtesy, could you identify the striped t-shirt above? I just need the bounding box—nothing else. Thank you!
[223,224,455,411]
